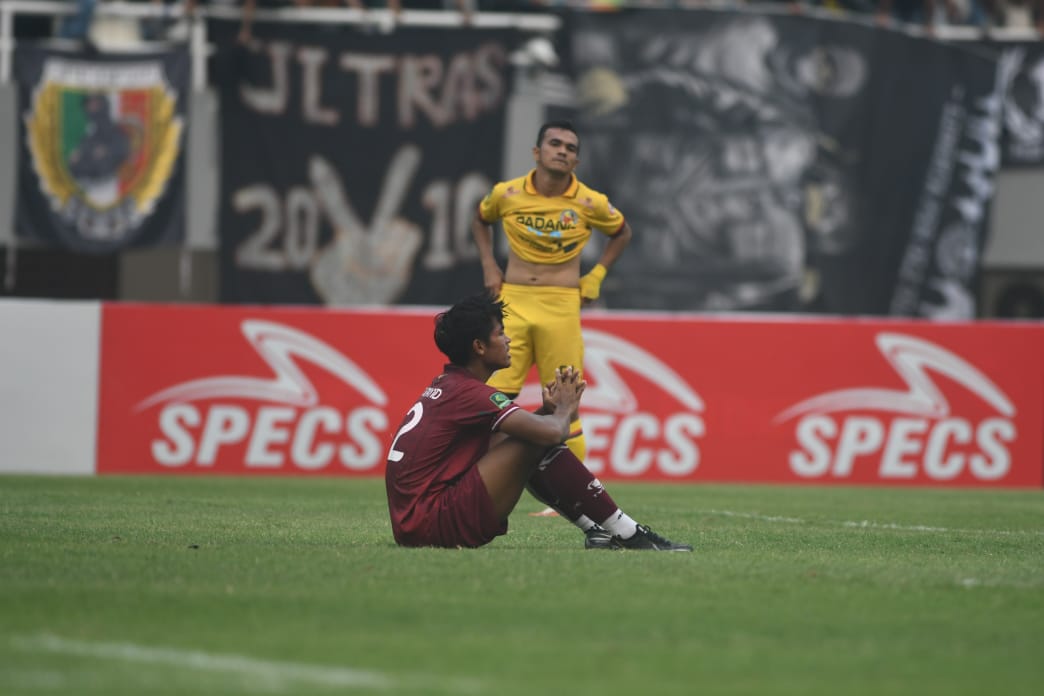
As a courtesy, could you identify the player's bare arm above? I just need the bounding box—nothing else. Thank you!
[472,210,504,298]
[596,221,632,272]
[581,221,633,305]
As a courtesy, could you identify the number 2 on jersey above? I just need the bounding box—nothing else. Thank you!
[387,402,423,462]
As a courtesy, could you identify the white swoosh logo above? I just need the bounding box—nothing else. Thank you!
[136,320,386,411]
[516,327,704,413]
[775,332,1013,423]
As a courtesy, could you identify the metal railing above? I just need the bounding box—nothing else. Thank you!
[0,1,563,88]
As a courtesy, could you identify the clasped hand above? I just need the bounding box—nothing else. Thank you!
[541,365,585,422]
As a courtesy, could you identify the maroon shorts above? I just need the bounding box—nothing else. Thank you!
[394,465,508,548]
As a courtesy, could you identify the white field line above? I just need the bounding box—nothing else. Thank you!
[12,634,482,694]
[703,509,1044,537]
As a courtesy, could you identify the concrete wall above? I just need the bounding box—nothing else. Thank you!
[983,169,1044,269]
[0,299,99,474]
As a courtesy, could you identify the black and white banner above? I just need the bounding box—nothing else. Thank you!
[15,46,189,253]
[981,40,1044,168]
[214,20,517,305]
[568,10,1004,318]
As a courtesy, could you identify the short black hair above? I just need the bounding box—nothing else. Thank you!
[536,120,580,153]
[434,293,505,366]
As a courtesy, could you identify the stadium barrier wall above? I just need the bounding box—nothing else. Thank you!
[0,299,100,475]
[2,299,1042,487]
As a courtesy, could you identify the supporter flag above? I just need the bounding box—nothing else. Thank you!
[14,46,188,253]
[978,40,1044,167]
[567,9,1005,318]
[210,19,518,306]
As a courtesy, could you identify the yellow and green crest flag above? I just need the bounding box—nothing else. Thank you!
[16,47,188,253]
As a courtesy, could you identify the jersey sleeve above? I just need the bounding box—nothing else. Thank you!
[477,181,507,224]
[588,193,626,236]
[454,379,521,431]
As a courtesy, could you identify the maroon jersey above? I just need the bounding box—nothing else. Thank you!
[385,365,520,545]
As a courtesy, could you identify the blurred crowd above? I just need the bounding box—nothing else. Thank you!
[15,1,479,46]
[12,0,1044,47]
[534,1,1044,31]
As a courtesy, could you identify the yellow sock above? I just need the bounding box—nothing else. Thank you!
[565,419,586,462]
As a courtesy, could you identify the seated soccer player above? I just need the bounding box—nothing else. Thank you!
[384,292,692,551]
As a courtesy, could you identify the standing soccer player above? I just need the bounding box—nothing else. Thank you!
[384,293,690,551]
[471,120,632,525]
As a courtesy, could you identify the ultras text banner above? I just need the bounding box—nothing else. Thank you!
[212,19,518,306]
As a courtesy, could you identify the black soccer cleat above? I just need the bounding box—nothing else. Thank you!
[610,524,692,552]
[584,525,616,550]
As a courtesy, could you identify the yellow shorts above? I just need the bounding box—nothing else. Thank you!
[489,283,584,395]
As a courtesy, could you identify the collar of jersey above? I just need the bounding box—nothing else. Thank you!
[525,169,579,198]
[443,364,479,381]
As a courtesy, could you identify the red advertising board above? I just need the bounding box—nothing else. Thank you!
[97,304,439,477]
[576,314,1043,487]
[97,304,1044,487]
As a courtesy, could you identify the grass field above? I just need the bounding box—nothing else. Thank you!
[1,475,1042,695]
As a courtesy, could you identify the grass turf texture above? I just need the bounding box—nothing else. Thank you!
[1,476,1042,695]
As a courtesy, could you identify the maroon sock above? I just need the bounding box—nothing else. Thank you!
[527,446,619,523]
[525,482,580,522]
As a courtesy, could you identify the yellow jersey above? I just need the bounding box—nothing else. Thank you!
[477,170,626,265]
